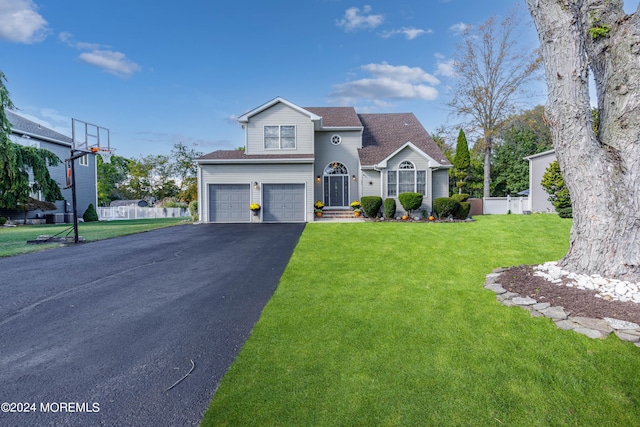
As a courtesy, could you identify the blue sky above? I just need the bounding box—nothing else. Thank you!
[1,0,638,158]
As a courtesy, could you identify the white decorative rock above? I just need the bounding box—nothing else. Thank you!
[604,318,640,330]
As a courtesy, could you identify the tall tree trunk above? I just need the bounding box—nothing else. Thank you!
[526,0,640,281]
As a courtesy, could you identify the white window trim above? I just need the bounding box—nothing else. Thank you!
[330,134,341,145]
[79,154,89,166]
[264,125,297,150]
[387,161,427,196]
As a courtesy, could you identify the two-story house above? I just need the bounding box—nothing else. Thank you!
[195,97,451,223]
[1,111,98,224]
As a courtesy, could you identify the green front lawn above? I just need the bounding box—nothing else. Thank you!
[0,217,188,257]
[202,215,640,426]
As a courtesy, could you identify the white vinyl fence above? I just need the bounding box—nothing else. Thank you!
[98,206,189,221]
[482,196,529,215]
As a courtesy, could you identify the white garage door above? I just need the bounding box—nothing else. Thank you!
[263,184,305,222]
[208,184,250,222]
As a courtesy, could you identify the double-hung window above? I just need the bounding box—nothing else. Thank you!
[387,161,427,196]
[264,125,296,149]
[79,154,89,166]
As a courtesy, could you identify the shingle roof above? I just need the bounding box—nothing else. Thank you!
[197,150,314,161]
[7,111,73,145]
[304,107,362,128]
[357,113,451,167]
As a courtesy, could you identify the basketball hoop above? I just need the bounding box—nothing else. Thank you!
[91,147,115,164]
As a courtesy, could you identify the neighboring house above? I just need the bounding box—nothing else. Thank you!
[524,149,556,213]
[195,97,452,223]
[1,111,97,223]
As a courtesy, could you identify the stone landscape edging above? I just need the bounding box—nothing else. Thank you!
[485,268,640,347]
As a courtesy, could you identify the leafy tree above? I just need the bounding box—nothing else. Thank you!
[97,154,130,205]
[171,142,202,203]
[449,10,542,198]
[453,129,470,194]
[527,0,640,280]
[491,106,553,196]
[541,160,571,218]
[0,70,63,211]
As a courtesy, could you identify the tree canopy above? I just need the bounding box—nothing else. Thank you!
[449,9,542,198]
[0,70,62,211]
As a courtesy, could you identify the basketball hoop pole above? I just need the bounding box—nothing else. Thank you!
[67,149,88,244]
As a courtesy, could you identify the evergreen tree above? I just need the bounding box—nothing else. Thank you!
[453,129,470,194]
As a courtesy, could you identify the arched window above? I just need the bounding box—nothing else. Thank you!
[324,162,348,175]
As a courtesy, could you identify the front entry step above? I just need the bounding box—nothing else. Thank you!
[314,208,364,222]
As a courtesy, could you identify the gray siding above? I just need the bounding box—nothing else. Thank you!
[360,169,381,198]
[432,169,450,200]
[383,147,435,216]
[245,103,314,155]
[313,130,361,205]
[199,163,314,222]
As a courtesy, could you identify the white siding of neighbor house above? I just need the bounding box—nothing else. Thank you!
[313,130,361,204]
[245,103,315,155]
[529,151,557,213]
[198,163,314,222]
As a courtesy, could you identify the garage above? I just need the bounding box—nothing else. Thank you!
[208,184,250,222]
[263,184,305,222]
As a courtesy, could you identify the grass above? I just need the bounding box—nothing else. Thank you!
[0,217,189,257]
[202,215,640,426]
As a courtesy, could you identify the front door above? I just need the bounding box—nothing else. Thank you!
[324,175,349,207]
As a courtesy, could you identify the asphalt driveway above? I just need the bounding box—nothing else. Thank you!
[0,223,304,426]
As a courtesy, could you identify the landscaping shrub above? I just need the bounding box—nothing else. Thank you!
[458,202,471,219]
[451,193,470,203]
[383,198,396,219]
[83,203,99,222]
[0,216,6,226]
[361,196,382,218]
[189,201,198,221]
[398,192,423,215]
[433,197,461,218]
[556,206,573,218]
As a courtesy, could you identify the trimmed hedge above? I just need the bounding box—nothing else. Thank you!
[398,192,423,215]
[384,198,396,219]
[433,197,461,219]
[361,196,382,218]
[83,203,99,222]
[556,206,573,218]
[451,193,470,203]
[458,202,471,219]
[0,216,6,226]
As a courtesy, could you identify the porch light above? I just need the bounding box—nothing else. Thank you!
[253,182,259,189]
[352,175,357,181]
[316,176,321,183]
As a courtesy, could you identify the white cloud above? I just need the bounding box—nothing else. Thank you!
[79,50,141,79]
[58,32,107,50]
[0,0,48,43]
[435,58,457,77]
[449,22,471,35]
[362,62,440,85]
[381,27,431,40]
[336,5,383,32]
[329,62,439,105]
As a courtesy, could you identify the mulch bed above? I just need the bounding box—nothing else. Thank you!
[500,265,640,325]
